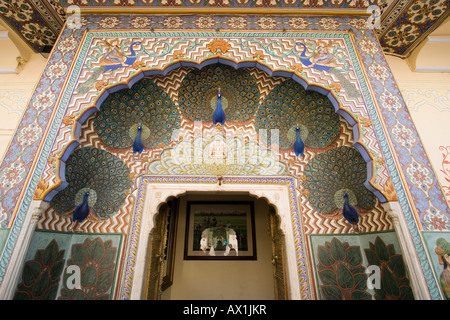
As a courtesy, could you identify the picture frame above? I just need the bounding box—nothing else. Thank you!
[184,201,257,260]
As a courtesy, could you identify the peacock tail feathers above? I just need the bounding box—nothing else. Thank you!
[50,147,131,219]
[93,78,181,149]
[255,79,341,150]
[76,66,106,95]
[329,68,361,99]
[178,65,260,123]
[304,146,376,214]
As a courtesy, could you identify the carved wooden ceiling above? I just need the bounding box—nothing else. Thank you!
[0,0,449,58]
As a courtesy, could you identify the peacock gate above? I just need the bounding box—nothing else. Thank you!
[0,4,449,301]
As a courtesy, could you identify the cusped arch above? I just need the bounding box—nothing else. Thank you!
[45,57,388,204]
[132,179,304,299]
[147,189,283,236]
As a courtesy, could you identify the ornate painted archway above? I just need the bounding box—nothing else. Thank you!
[0,11,448,300]
[40,34,392,204]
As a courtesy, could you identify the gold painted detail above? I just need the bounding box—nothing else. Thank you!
[207,39,231,55]
[33,178,50,200]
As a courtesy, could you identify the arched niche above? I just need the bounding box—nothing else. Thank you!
[129,178,306,300]
[44,58,388,205]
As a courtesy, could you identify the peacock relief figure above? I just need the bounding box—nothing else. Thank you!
[93,78,181,154]
[51,147,131,232]
[255,79,341,156]
[304,146,376,232]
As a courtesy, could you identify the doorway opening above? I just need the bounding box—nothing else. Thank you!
[144,192,289,300]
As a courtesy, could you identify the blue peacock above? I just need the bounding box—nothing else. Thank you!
[93,78,181,153]
[133,124,144,154]
[77,40,143,95]
[69,191,97,232]
[293,126,305,157]
[255,79,341,155]
[304,146,376,228]
[178,64,260,123]
[51,147,132,232]
[342,192,360,233]
[212,87,226,125]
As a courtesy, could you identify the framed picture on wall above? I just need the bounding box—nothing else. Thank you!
[184,201,257,260]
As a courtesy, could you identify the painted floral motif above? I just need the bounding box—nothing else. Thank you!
[0,0,33,22]
[318,17,339,30]
[368,61,389,84]
[130,16,152,29]
[194,16,216,29]
[384,24,420,48]
[21,23,55,46]
[407,0,448,25]
[57,36,78,53]
[226,17,248,29]
[78,17,89,28]
[46,60,68,82]
[98,17,120,29]
[32,88,56,112]
[379,89,402,114]
[423,205,450,231]
[440,146,450,202]
[162,16,184,29]
[0,160,27,191]
[379,0,449,56]
[358,37,379,55]
[17,120,43,148]
[349,18,369,30]
[406,160,433,192]
[287,17,309,29]
[256,17,277,29]
[391,121,416,151]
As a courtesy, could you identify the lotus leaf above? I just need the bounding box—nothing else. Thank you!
[14,240,65,300]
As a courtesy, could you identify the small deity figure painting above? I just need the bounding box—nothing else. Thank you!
[209,138,228,160]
